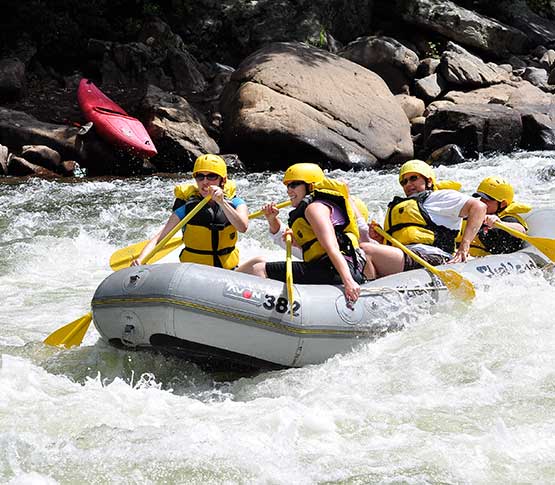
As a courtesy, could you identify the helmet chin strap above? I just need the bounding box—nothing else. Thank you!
[495,200,507,213]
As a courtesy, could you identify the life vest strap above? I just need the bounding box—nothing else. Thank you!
[183,247,235,256]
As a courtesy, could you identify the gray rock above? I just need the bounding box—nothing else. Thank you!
[440,42,510,87]
[522,67,548,87]
[423,103,522,158]
[220,42,413,170]
[494,0,555,47]
[414,73,447,103]
[540,50,555,69]
[21,145,62,171]
[340,36,420,94]
[416,58,440,78]
[508,56,528,70]
[395,94,425,120]
[396,0,528,56]
[0,144,8,175]
[0,58,26,100]
[140,84,219,173]
[7,155,60,178]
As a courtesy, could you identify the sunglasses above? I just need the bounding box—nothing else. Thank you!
[400,174,420,186]
[194,173,220,181]
[287,181,305,189]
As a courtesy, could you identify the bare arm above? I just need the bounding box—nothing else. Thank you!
[484,215,526,233]
[209,185,249,233]
[451,198,487,263]
[132,213,181,266]
[262,202,282,235]
[305,203,360,302]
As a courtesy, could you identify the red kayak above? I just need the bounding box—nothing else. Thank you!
[77,78,157,158]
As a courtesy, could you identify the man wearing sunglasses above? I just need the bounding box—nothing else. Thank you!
[457,176,531,256]
[132,154,248,269]
[359,159,486,279]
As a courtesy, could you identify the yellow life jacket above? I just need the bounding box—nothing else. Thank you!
[383,191,460,253]
[172,182,240,269]
[287,178,360,263]
[458,201,532,256]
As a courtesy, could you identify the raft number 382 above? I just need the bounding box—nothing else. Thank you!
[263,294,301,316]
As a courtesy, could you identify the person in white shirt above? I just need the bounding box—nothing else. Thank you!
[360,159,486,279]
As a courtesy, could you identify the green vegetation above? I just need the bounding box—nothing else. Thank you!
[307,28,328,49]
[426,41,441,59]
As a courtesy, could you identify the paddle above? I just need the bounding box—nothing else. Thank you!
[285,233,294,318]
[373,224,476,302]
[494,221,555,262]
[44,196,213,348]
[109,200,293,271]
[110,237,182,271]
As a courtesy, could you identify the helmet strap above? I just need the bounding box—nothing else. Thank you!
[496,200,507,213]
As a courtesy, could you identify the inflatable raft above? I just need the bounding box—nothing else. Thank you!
[91,209,555,370]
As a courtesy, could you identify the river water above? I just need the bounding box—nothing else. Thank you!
[1,152,555,484]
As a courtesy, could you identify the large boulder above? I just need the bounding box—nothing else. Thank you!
[422,104,522,158]
[88,18,207,100]
[340,36,420,94]
[492,0,555,47]
[505,83,555,150]
[395,0,528,57]
[440,81,555,151]
[440,42,511,88]
[0,107,140,176]
[140,85,219,172]
[220,42,413,170]
[0,108,80,158]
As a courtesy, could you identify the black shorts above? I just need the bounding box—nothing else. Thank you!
[266,254,366,285]
[403,248,450,271]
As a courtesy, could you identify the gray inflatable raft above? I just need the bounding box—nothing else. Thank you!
[91,209,555,370]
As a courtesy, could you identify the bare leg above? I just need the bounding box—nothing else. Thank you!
[360,242,405,278]
[236,256,268,278]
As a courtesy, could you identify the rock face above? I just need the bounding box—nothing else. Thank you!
[422,104,522,158]
[397,0,528,57]
[440,42,511,87]
[141,85,219,173]
[493,0,555,47]
[0,108,79,158]
[220,42,413,170]
[4,5,555,178]
[340,36,420,94]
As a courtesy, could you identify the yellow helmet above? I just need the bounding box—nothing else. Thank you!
[399,159,436,186]
[283,163,325,185]
[474,176,514,204]
[193,154,227,178]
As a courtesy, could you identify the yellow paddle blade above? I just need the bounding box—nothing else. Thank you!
[110,237,182,271]
[494,221,555,262]
[43,312,92,348]
[285,233,294,318]
[436,268,476,302]
[373,223,476,302]
[526,237,555,262]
